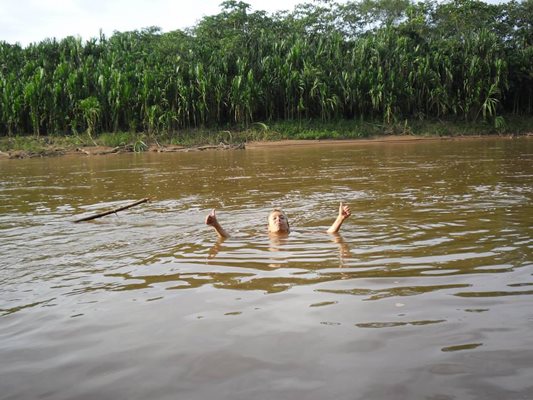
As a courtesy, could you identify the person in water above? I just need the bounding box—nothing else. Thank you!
[205,202,351,238]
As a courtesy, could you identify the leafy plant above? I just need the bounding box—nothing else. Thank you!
[0,0,531,140]
[79,96,100,145]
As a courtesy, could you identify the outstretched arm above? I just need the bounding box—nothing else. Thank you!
[205,209,230,238]
[327,202,351,233]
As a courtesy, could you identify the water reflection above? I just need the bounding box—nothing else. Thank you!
[206,232,352,270]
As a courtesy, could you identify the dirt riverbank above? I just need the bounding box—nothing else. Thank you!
[0,134,528,160]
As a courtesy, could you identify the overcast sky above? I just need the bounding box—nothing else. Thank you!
[0,0,328,46]
[1,0,507,47]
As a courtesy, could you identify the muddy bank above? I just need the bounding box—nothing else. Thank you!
[247,135,447,148]
[1,134,528,160]
[0,142,245,159]
[247,134,529,148]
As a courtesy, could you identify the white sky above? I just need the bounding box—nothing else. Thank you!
[0,0,506,47]
[0,0,323,46]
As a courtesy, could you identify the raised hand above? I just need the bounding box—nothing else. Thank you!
[327,202,351,234]
[339,202,351,219]
[205,208,217,226]
[205,208,229,238]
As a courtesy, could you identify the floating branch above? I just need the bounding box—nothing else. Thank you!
[74,198,150,223]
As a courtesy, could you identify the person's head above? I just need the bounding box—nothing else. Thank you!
[268,209,290,234]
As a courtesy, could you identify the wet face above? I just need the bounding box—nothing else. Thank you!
[268,210,290,234]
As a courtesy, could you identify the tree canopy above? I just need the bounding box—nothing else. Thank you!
[0,0,531,137]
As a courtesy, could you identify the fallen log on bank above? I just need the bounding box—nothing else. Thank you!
[74,198,150,223]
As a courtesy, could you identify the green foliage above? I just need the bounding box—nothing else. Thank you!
[494,115,506,133]
[0,0,531,139]
[0,134,86,152]
[98,131,137,147]
[133,139,148,152]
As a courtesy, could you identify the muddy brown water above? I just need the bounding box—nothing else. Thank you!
[1,138,532,399]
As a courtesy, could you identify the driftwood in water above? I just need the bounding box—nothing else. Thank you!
[74,198,150,223]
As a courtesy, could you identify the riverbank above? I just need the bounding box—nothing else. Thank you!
[2,134,531,160]
[0,142,246,159]
[1,116,531,159]
[246,135,487,148]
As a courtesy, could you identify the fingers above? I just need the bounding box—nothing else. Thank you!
[205,208,217,225]
[343,205,351,216]
[340,202,351,218]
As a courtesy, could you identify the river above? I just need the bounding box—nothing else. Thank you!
[1,137,532,399]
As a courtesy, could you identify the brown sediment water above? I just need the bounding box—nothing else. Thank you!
[0,137,532,399]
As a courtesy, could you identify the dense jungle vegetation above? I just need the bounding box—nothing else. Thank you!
[0,0,531,142]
